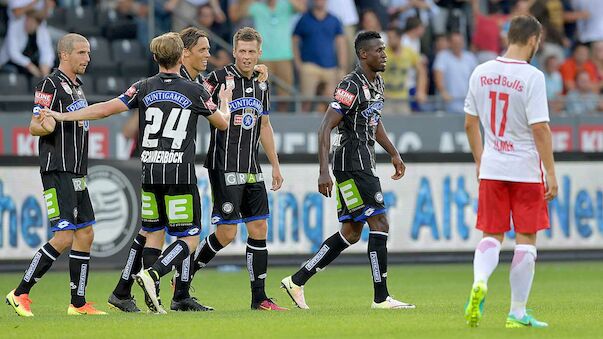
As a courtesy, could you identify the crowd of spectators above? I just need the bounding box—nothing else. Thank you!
[0,0,602,115]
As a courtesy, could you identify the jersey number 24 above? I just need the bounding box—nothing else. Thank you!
[142,107,190,150]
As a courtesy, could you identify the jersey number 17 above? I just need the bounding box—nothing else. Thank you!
[488,91,509,137]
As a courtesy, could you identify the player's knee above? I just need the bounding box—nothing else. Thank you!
[50,231,74,252]
[75,226,94,247]
[216,225,237,245]
[369,214,389,233]
[341,227,362,244]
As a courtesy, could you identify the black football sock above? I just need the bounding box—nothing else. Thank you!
[151,240,190,278]
[291,231,350,286]
[69,250,90,308]
[113,234,146,299]
[15,242,61,296]
[368,232,389,303]
[193,233,224,273]
[142,247,162,296]
[246,238,268,304]
[173,253,195,301]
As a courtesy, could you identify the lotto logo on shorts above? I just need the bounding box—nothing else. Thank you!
[44,188,60,220]
[334,88,355,107]
[165,195,193,224]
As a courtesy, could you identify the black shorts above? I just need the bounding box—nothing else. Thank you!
[208,169,270,225]
[41,171,96,232]
[141,184,201,237]
[333,170,386,223]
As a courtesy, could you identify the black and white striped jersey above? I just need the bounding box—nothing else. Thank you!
[329,67,385,173]
[119,72,216,184]
[35,69,89,174]
[203,64,270,174]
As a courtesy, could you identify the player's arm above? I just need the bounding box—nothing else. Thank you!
[375,120,405,180]
[415,56,428,103]
[259,115,283,191]
[532,122,557,200]
[317,107,343,197]
[43,98,128,122]
[465,113,483,170]
[29,114,56,136]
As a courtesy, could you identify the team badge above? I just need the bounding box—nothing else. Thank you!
[222,202,234,214]
[241,109,256,130]
[374,192,384,203]
[259,82,267,91]
[61,82,72,95]
[362,85,371,100]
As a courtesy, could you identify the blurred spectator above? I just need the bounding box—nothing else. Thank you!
[559,43,597,93]
[197,3,229,42]
[570,0,603,44]
[401,16,425,54]
[234,0,306,111]
[328,0,358,71]
[427,33,447,96]
[135,0,173,46]
[359,9,385,40]
[388,0,439,31]
[592,41,603,93]
[228,0,255,32]
[433,31,477,114]
[0,0,54,77]
[543,54,564,113]
[355,0,388,29]
[433,0,471,38]
[169,0,225,32]
[470,0,506,64]
[293,0,346,112]
[565,71,603,115]
[382,26,427,115]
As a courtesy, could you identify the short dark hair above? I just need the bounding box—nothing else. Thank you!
[404,16,423,32]
[355,31,382,57]
[180,27,208,50]
[150,32,183,69]
[233,26,262,48]
[507,15,542,45]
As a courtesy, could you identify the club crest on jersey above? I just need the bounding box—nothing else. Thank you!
[78,120,90,131]
[258,81,267,91]
[362,85,371,99]
[143,90,192,108]
[61,82,72,95]
[335,88,355,107]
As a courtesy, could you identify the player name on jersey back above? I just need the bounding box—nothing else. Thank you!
[140,150,184,164]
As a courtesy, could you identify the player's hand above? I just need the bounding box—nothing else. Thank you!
[254,64,269,82]
[42,108,63,121]
[544,172,558,201]
[271,167,283,191]
[318,172,334,197]
[391,155,405,180]
[218,84,233,104]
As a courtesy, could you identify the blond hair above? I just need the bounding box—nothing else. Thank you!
[150,32,184,68]
[233,27,262,49]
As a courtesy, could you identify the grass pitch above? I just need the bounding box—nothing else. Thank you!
[1,262,602,338]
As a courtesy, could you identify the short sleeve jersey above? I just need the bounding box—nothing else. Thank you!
[203,64,270,174]
[34,69,90,174]
[118,72,217,184]
[464,56,550,183]
[330,67,385,173]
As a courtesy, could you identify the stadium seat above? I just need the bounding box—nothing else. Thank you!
[66,6,101,37]
[0,73,29,94]
[87,37,118,76]
[95,76,126,96]
[97,9,137,40]
[120,58,149,79]
[46,7,67,30]
[111,39,143,62]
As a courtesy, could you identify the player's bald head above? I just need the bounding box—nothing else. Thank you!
[57,33,89,55]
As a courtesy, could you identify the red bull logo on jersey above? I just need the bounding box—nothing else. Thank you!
[480,75,524,92]
[143,91,192,108]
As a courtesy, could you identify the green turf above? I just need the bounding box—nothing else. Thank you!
[1,262,602,338]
